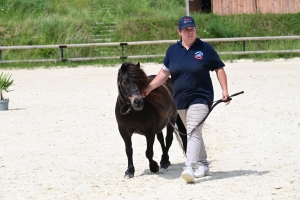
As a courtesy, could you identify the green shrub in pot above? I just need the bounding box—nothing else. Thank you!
[0,72,14,100]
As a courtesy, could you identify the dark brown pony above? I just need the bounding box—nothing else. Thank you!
[115,62,187,178]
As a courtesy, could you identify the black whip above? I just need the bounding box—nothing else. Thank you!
[174,91,244,136]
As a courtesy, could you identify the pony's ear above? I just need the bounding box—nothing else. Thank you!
[136,62,140,68]
[120,63,127,72]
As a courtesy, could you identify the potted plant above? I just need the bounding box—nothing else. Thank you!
[0,72,14,111]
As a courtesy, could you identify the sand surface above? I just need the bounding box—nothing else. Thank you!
[1,59,300,199]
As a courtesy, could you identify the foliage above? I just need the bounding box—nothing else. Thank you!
[0,72,14,100]
[0,0,299,67]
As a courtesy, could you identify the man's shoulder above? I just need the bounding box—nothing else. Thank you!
[166,41,182,54]
[168,41,181,49]
[196,39,211,47]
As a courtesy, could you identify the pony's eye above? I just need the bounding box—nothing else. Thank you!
[122,79,130,87]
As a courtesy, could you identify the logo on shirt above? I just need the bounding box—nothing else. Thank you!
[194,51,204,60]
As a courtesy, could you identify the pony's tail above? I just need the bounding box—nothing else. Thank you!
[174,114,187,156]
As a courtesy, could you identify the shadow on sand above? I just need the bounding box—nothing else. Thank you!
[140,162,269,183]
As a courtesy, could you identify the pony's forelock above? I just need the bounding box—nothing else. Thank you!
[118,62,165,117]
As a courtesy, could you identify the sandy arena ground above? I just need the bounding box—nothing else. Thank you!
[1,59,300,199]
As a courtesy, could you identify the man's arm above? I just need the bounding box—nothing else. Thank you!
[142,69,170,97]
[215,67,230,104]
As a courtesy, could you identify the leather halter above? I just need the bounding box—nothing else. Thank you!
[118,81,140,115]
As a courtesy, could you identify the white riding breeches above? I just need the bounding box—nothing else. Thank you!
[178,103,209,168]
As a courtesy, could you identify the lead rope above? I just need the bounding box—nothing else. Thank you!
[146,91,244,136]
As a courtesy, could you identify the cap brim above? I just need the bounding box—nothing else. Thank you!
[179,24,196,30]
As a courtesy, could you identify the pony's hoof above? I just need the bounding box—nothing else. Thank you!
[150,163,159,173]
[160,162,171,169]
[124,173,134,179]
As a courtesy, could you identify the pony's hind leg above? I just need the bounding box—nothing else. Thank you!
[157,132,172,169]
[157,124,174,169]
[156,131,172,169]
[176,114,187,154]
[145,134,159,173]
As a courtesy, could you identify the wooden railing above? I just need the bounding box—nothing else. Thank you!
[0,36,300,63]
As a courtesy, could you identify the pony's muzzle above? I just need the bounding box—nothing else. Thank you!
[131,96,144,111]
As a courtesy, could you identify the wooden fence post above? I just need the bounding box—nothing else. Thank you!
[120,43,128,61]
[59,45,67,62]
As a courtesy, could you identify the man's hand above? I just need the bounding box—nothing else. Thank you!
[222,91,230,105]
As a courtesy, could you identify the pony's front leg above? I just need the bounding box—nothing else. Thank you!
[121,133,135,178]
[145,134,159,173]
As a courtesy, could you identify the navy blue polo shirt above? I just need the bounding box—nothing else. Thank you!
[163,38,225,109]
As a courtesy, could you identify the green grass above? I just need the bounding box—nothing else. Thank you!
[0,0,300,68]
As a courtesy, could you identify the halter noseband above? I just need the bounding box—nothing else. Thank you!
[118,81,140,115]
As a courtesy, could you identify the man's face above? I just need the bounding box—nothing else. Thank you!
[178,26,196,42]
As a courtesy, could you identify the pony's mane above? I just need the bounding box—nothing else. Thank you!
[120,62,165,116]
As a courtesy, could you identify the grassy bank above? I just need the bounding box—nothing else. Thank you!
[0,0,300,68]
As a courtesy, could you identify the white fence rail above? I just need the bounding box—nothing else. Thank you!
[0,36,300,63]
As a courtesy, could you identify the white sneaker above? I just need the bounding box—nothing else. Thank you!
[181,167,195,183]
[195,164,210,178]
